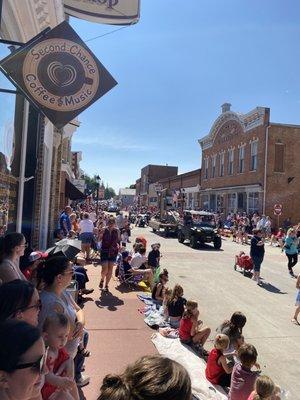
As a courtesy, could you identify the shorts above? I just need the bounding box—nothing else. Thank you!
[296,290,300,306]
[101,250,117,263]
[79,232,94,244]
[252,255,264,272]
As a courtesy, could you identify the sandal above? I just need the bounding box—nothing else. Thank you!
[78,348,91,357]
[99,280,104,289]
[291,318,300,325]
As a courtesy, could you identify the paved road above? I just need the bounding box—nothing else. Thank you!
[134,227,299,398]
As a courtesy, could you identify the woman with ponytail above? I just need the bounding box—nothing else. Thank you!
[0,232,27,283]
[98,355,192,400]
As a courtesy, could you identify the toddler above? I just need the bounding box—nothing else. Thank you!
[42,313,79,400]
[248,375,281,400]
[205,334,232,387]
[229,343,260,400]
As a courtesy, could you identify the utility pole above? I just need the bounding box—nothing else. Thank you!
[96,175,101,218]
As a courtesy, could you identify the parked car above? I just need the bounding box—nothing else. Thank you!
[149,211,179,237]
[177,210,222,249]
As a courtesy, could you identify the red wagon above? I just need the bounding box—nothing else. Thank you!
[234,251,253,276]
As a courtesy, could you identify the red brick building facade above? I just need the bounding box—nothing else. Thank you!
[198,103,300,226]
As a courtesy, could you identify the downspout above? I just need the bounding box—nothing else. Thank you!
[16,100,29,232]
[263,125,270,215]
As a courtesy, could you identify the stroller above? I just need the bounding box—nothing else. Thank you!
[234,251,253,276]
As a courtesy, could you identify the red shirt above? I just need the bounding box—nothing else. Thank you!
[179,317,193,341]
[205,348,225,384]
[42,348,69,399]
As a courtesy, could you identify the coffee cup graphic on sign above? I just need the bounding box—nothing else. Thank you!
[38,53,93,97]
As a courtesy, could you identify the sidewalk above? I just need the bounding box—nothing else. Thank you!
[80,262,156,400]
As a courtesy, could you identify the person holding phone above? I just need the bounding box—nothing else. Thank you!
[250,229,265,286]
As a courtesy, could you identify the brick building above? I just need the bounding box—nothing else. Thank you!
[198,103,300,226]
[136,164,178,206]
[157,169,201,210]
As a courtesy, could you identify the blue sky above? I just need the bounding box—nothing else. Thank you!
[69,0,299,190]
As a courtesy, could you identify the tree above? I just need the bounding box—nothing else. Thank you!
[84,174,100,195]
[104,186,116,200]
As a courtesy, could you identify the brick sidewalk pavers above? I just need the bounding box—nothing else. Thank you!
[80,264,156,400]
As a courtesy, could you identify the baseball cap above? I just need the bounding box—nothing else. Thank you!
[28,251,48,263]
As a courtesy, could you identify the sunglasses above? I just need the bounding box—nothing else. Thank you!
[11,300,42,318]
[15,347,48,374]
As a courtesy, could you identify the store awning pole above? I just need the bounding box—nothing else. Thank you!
[16,100,29,232]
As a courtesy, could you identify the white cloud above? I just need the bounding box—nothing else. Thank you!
[72,129,153,151]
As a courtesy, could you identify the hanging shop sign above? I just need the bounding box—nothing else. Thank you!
[64,0,140,25]
[0,21,117,129]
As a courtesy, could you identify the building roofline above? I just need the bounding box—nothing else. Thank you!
[270,122,300,129]
[157,168,201,183]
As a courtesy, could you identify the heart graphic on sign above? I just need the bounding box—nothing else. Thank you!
[47,61,77,87]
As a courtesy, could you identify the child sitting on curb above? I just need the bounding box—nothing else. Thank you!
[205,334,233,388]
[248,375,281,400]
[166,284,186,329]
[179,300,211,356]
[229,343,260,400]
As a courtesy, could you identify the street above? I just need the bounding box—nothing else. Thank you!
[133,227,299,398]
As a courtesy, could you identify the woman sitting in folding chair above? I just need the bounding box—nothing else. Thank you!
[118,247,153,287]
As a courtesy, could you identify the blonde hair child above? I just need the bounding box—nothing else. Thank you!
[205,334,232,387]
[249,375,281,400]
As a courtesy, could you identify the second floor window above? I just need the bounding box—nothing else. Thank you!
[219,153,224,177]
[239,145,245,173]
[211,155,216,178]
[204,158,209,179]
[250,141,258,171]
[228,148,234,175]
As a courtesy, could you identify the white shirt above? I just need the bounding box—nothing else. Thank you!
[130,253,147,270]
[79,219,94,233]
[116,214,124,229]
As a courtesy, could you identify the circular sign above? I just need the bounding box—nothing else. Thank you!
[22,39,100,112]
[274,204,283,215]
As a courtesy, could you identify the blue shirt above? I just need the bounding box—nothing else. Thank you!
[59,212,71,234]
[284,236,298,255]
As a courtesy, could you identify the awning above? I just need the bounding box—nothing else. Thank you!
[65,179,86,200]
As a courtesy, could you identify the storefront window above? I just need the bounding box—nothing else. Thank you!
[0,45,19,232]
[202,195,209,210]
[228,193,236,212]
[248,192,259,213]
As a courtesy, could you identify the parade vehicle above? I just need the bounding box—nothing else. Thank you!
[108,204,119,213]
[149,211,179,237]
[136,214,147,227]
[177,210,222,249]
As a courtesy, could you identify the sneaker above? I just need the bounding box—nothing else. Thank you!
[81,288,94,295]
[257,280,263,286]
[99,280,104,289]
[76,374,90,387]
[289,271,296,278]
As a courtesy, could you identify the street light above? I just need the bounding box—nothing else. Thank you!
[95,175,101,217]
